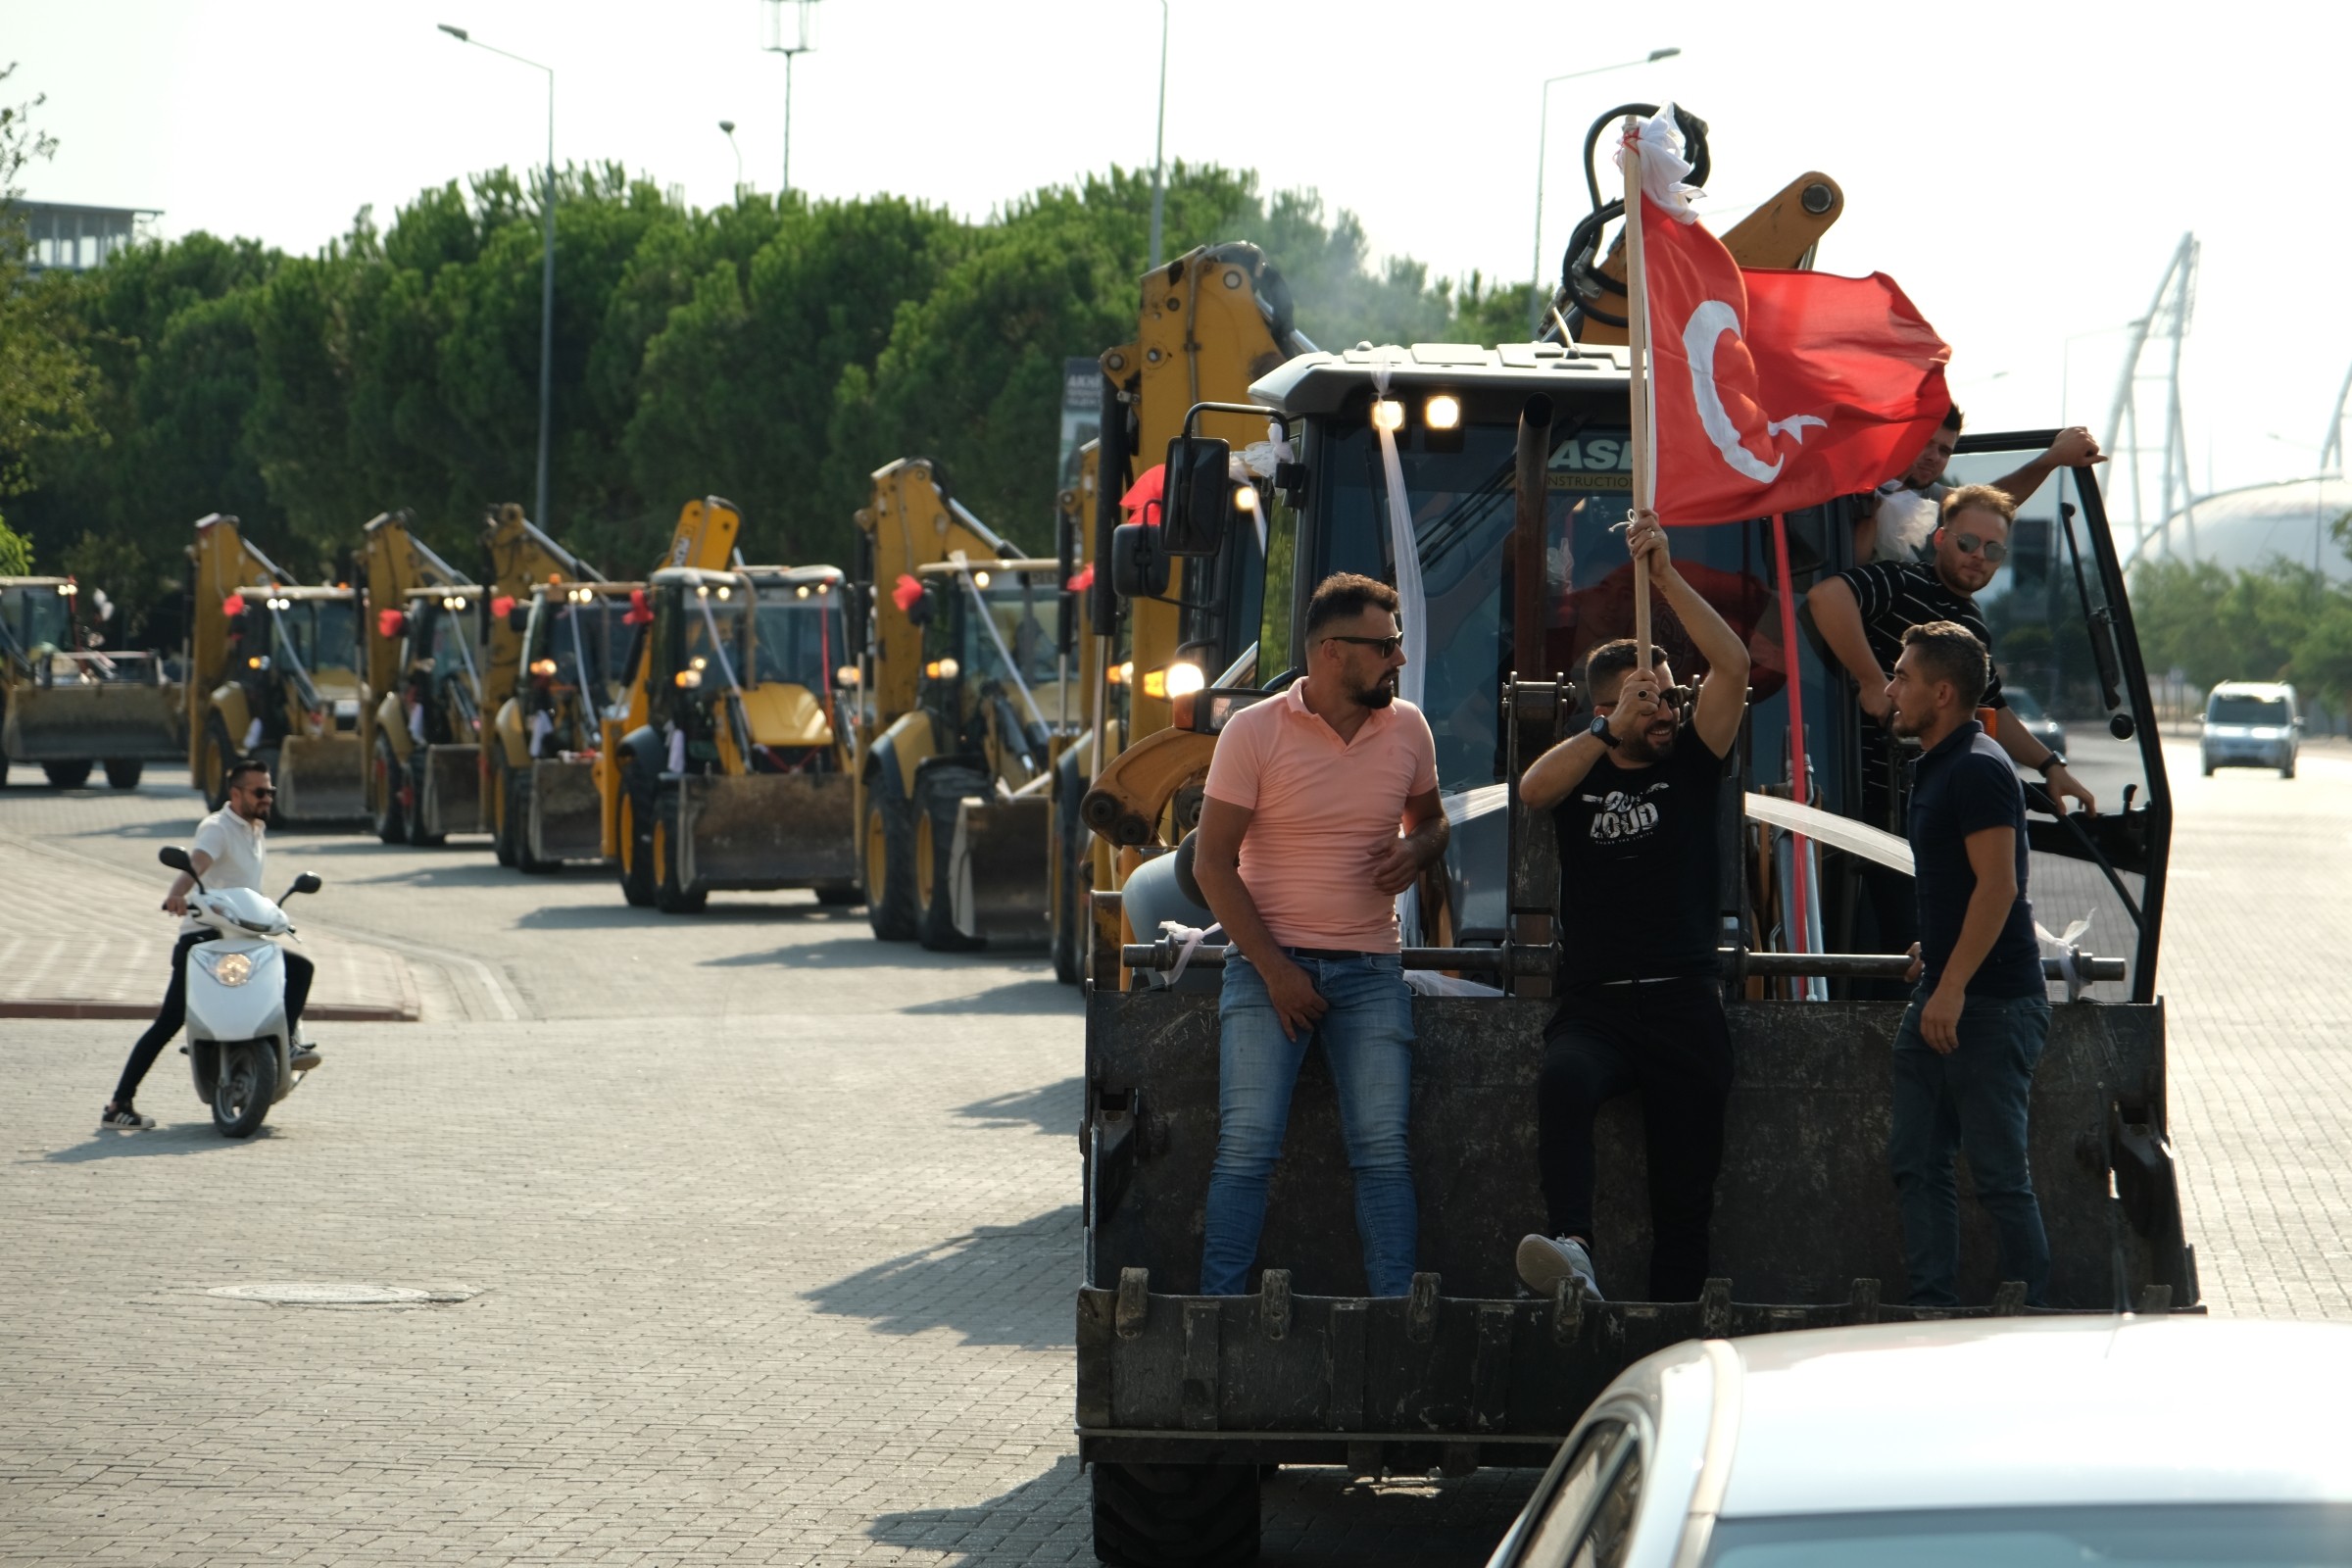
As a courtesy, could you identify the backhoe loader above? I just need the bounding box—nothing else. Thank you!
[853,460,1090,951]
[476,503,604,858]
[1070,111,2193,1567]
[358,510,472,843]
[0,575,182,788]
[593,496,746,890]
[185,514,367,821]
[607,540,858,910]
[488,578,643,870]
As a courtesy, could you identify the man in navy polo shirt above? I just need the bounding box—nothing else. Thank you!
[1884,619,2052,1307]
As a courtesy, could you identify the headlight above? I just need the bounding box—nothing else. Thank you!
[204,951,255,987]
[674,669,702,689]
[1163,662,1206,698]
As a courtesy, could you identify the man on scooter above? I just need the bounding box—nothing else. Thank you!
[99,760,321,1130]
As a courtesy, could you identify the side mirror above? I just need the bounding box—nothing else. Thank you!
[508,605,530,634]
[159,846,194,874]
[291,872,323,897]
[1111,520,1171,601]
[906,586,937,628]
[1161,435,1236,557]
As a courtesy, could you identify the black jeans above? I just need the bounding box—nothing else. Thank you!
[113,934,315,1108]
[1538,978,1734,1301]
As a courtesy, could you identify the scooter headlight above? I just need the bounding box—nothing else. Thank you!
[204,951,255,987]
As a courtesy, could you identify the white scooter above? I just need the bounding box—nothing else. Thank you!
[158,846,321,1138]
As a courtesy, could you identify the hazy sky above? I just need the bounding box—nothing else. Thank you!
[14,0,2348,525]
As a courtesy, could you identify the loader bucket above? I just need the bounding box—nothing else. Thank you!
[2,678,185,762]
[952,794,1054,948]
[679,771,858,891]
[1086,991,2191,1314]
[275,734,367,822]
[419,744,484,836]
[528,759,605,862]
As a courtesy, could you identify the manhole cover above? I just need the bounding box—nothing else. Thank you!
[207,1282,434,1305]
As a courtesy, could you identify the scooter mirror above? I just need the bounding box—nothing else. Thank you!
[290,872,323,897]
[159,846,194,874]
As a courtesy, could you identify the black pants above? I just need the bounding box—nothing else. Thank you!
[1537,978,1733,1301]
[113,934,316,1108]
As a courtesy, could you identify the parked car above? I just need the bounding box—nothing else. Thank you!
[2004,689,2069,759]
[1485,1317,2352,1568]
[2201,681,2302,777]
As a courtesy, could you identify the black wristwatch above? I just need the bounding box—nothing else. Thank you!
[1589,714,1620,749]
[2037,752,2069,774]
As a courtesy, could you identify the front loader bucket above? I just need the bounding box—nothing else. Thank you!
[274,734,366,822]
[419,743,483,836]
[953,794,1053,948]
[528,759,605,861]
[1082,990,2191,1446]
[679,771,857,892]
[3,680,185,762]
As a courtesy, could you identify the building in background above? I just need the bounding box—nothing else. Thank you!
[13,200,161,274]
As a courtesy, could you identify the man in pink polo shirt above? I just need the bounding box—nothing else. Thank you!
[1190,573,1448,1298]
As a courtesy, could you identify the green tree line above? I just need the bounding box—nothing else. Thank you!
[3,134,1526,639]
[2132,539,2352,723]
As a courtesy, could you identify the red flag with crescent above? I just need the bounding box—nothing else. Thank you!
[1639,192,1951,526]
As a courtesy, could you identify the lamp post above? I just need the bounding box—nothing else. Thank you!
[719,120,744,199]
[437,23,556,533]
[763,0,819,196]
[1528,47,1680,334]
[1148,0,1169,270]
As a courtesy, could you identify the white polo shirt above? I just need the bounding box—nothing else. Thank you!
[183,805,267,935]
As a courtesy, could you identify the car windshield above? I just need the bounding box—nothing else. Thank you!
[751,584,845,689]
[2209,695,2290,724]
[1702,1502,2352,1566]
[273,597,359,674]
[2,585,72,655]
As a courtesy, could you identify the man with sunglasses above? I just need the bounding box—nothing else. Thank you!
[1807,483,2090,976]
[1191,573,1446,1298]
[99,760,320,1130]
[1513,512,1751,1303]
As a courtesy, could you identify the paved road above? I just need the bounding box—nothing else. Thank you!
[2,738,2347,1565]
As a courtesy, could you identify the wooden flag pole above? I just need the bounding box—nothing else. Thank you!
[1621,115,1654,673]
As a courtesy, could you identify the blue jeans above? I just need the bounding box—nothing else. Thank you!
[1199,951,1418,1297]
[1888,989,2053,1307]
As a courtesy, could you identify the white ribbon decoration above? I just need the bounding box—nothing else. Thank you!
[1154,919,1225,988]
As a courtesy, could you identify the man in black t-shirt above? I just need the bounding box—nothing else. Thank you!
[1885,620,2052,1307]
[1513,512,1752,1303]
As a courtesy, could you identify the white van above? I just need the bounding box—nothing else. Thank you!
[2200,681,2301,777]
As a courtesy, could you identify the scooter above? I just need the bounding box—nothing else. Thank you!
[158,846,322,1138]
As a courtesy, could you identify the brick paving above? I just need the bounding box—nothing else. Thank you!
[0,738,2346,1564]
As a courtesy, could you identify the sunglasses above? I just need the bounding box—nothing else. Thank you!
[241,786,276,799]
[1953,531,2010,564]
[1598,685,1690,710]
[1324,633,1404,658]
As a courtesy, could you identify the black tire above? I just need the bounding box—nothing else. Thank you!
[1092,1462,1260,1568]
[2282,763,2296,779]
[103,759,144,790]
[371,735,408,844]
[618,788,657,907]
[405,754,446,847]
[42,760,93,789]
[203,717,238,810]
[914,765,990,953]
[510,770,555,873]
[212,1041,276,1139]
[491,761,519,867]
[653,787,707,913]
[814,882,861,906]
[864,787,918,941]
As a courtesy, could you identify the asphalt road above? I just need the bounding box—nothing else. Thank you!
[2,736,2347,1565]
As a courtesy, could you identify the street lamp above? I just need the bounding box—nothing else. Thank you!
[719,120,744,199]
[438,23,557,535]
[762,0,819,196]
[1528,46,1680,333]
[1148,0,1169,270]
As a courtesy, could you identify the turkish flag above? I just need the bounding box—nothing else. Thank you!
[1641,193,1950,525]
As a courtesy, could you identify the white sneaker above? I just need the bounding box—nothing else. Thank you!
[1517,1234,1604,1300]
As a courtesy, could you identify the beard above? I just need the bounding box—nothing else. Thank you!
[1620,722,1678,764]
[1351,672,1398,710]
